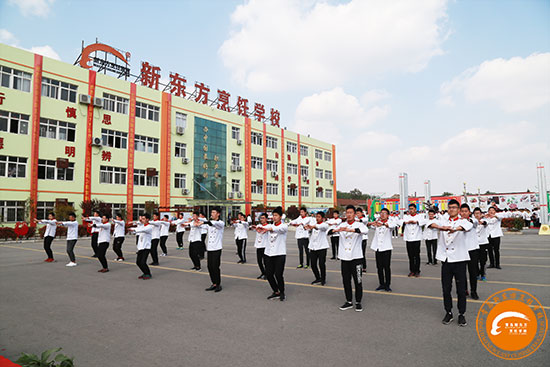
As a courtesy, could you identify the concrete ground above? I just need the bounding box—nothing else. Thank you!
[0,229,549,366]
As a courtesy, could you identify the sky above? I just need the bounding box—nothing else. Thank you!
[1,0,549,197]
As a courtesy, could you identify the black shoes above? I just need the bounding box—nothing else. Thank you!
[280,293,286,301]
[257,274,265,279]
[339,302,353,311]
[496,266,502,269]
[487,265,495,269]
[355,303,363,312]
[311,279,322,285]
[214,285,222,293]
[150,262,159,266]
[267,292,280,300]
[458,314,467,327]
[375,285,385,291]
[471,291,479,300]
[442,312,453,325]
[386,287,392,292]
[205,285,217,291]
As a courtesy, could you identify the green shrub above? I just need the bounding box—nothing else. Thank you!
[16,347,74,367]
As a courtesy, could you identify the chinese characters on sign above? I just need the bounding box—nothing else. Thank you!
[102,151,111,161]
[102,114,111,125]
[65,146,75,157]
[0,92,5,105]
[66,107,76,119]
[0,137,4,149]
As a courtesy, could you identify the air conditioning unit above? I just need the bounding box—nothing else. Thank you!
[182,188,189,195]
[228,192,234,199]
[271,171,277,177]
[91,137,102,146]
[79,94,91,105]
[182,157,189,164]
[93,97,103,108]
[330,180,334,185]
[236,166,242,172]
[237,140,242,145]
[302,176,308,182]
[237,192,243,198]
[231,165,237,172]
[176,126,185,135]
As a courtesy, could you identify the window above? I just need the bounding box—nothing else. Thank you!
[251,181,263,194]
[41,77,77,102]
[174,173,187,189]
[266,159,278,172]
[315,169,323,179]
[300,145,309,156]
[0,66,31,92]
[0,155,27,178]
[0,110,29,134]
[325,170,332,180]
[287,142,297,153]
[324,151,332,161]
[315,149,323,159]
[300,166,309,177]
[133,169,158,187]
[231,126,240,140]
[287,185,298,197]
[36,201,55,220]
[231,153,240,166]
[135,101,159,121]
[316,189,324,198]
[175,112,187,131]
[251,156,263,169]
[251,131,262,145]
[100,166,126,184]
[266,183,278,195]
[132,203,145,220]
[175,142,187,158]
[39,118,76,142]
[287,163,298,175]
[135,135,159,153]
[103,93,129,114]
[231,179,240,193]
[301,186,309,197]
[101,128,127,149]
[266,136,278,149]
[38,159,74,181]
[110,203,126,219]
[0,201,25,222]
[325,189,333,199]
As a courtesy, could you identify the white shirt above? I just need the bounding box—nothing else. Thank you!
[264,222,288,256]
[113,219,125,238]
[40,219,57,237]
[370,219,397,252]
[233,220,249,240]
[334,220,368,261]
[60,221,77,240]
[253,224,269,249]
[423,218,439,240]
[150,220,161,239]
[205,220,224,251]
[486,213,504,238]
[290,216,314,239]
[95,222,111,243]
[433,217,473,263]
[475,218,489,245]
[135,224,153,250]
[462,217,479,251]
[199,221,208,235]
[308,222,329,251]
[356,216,369,240]
[188,221,204,243]
[85,216,101,233]
[173,218,187,233]
[159,221,170,237]
[400,214,425,241]
[326,217,342,237]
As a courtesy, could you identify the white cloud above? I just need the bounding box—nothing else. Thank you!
[220,0,448,92]
[8,0,55,17]
[441,53,550,112]
[0,29,61,61]
[0,29,18,45]
[29,45,60,60]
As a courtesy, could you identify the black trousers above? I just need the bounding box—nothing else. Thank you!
[330,236,339,258]
[361,239,368,270]
[466,249,480,293]
[136,249,151,275]
[478,244,489,277]
[97,242,109,269]
[66,239,77,262]
[256,247,265,275]
[488,236,501,267]
[113,237,124,258]
[207,250,222,285]
[264,254,286,294]
[43,235,54,259]
[297,238,310,266]
[160,235,168,254]
[406,240,421,273]
[150,238,160,264]
[200,233,207,258]
[310,249,327,282]
[176,232,184,247]
[91,232,98,256]
[375,250,392,288]
[341,259,363,303]
[189,241,202,269]
[425,239,437,264]
[236,238,247,262]
[524,219,530,228]
[441,260,467,315]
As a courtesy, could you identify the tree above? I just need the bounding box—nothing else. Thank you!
[441,192,453,196]
[349,188,363,199]
[484,190,497,195]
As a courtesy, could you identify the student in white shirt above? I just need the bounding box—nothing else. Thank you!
[204,207,225,293]
[305,211,330,285]
[158,214,171,257]
[355,207,369,273]
[82,211,101,257]
[460,204,480,300]
[173,213,187,250]
[473,208,489,281]
[232,212,249,264]
[289,207,313,269]
[112,213,126,261]
[129,213,153,279]
[34,212,57,262]
[485,206,504,269]
[400,203,426,277]
[423,209,439,265]
[328,205,368,312]
[91,213,112,273]
[327,210,342,260]
[149,212,162,266]
[258,206,288,301]
[58,212,79,266]
[368,208,397,292]
[186,211,205,271]
[428,199,473,327]
[251,213,269,279]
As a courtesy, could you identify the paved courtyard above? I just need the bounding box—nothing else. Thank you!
[0,229,548,366]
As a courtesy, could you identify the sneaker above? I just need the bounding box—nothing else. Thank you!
[150,262,159,266]
[458,314,467,327]
[194,268,201,272]
[160,253,167,257]
[339,302,353,311]
[142,274,152,280]
[375,285,385,291]
[487,265,495,269]
[481,276,487,281]
[311,279,321,285]
[330,257,336,260]
[414,272,420,278]
[385,287,392,292]
[214,285,223,292]
[355,303,363,312]
[98,268,109,273]
[297,265,304,269]
[471,291,479,300]
[321,281,326,286]
[257,274,265,279]
[426,262,431,265]
[237,260,243,264]
[45,258,54,262]
[496,266,502,269]
[476,275,481,281]
[65,262,77,267]
[267,292,280,300]
[280,293,286,301]
[408,272,414,277]
[433,261,438,265]
[138,275,145,279]
[442,312,453,325]
[304,265,309,269]
[205,285,217,291]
